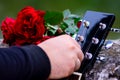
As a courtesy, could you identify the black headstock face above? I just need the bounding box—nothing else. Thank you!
[60,11,115,80]
[75,11,115,74]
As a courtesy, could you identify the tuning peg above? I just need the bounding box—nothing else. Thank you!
[96,56,107,62]
[83,20,90,28]
[76,35,84,42]
[92,37,99,44]
[99,23,106,30]
[85,52,92,59]
[104,40,113,49]
[110,28,120,33]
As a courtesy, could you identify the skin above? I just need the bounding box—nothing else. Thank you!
[38,35,84,79]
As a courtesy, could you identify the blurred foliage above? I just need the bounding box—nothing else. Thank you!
[0,0,120,39]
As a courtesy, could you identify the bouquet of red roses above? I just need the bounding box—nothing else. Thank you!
[0,6,81,46]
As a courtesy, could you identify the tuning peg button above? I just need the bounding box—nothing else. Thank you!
[77,35,84,42]
[83,20,90,28]
[99,23,106,30]
[92,37,99,44]
[85,52,92,59]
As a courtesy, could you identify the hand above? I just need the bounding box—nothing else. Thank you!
[38,35,84,79]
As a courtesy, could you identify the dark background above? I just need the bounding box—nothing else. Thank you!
[0,0,120,39]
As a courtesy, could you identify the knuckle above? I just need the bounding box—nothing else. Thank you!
[62,34,70,38]
[69,60,75,71]
[64,65,75,77]
[69,53,76,60]
[69,44,77,51]
[78,50,84,61]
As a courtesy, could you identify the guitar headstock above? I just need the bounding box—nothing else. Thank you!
[60,10,115,80]
[75,10,115,77]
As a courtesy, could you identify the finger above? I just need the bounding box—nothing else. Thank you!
[76,47,84,62]
[66,35,81,49]
[74,59,81,71]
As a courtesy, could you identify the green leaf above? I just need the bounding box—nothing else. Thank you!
[44,11,63,25]
[65,26,78,35]
[46,29,56,36]
[74,17,81,25]
[45,23,59,36]
[60,22,68,31]
[63,9,71,19]
[63,18,79,35]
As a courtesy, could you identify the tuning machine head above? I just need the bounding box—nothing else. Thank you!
[99,23,106,30]
[104,40,113,49]
[76,10,115,75]
[83,20,90,29]
[76,35,84,43]
[92,37,99,44]
[85,52,93,59]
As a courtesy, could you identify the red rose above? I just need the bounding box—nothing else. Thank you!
[0,17,15,45]
[77,21,82,28]
[14,6,46,45]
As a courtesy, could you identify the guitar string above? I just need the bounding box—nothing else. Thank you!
[83,17,116,59]
[78,21,102,57]
[83,25,100,56]
[82,16,116,54]
[78,25,101,74]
